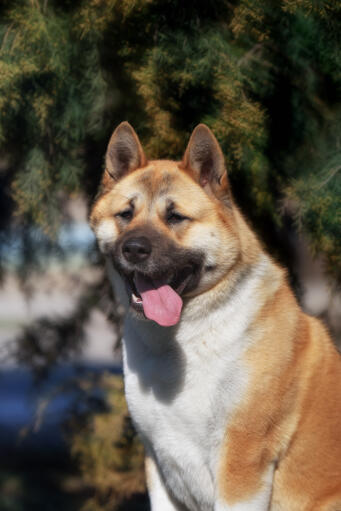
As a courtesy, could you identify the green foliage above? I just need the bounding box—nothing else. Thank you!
[0,0,340,272]
[71,374,145,511]
[285,147,341,267]
[0,1,107,235]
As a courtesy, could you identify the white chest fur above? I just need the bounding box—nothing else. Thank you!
[123,331,247,510]
[120,259,271,511]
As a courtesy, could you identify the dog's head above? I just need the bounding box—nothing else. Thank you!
[90,122,242,326]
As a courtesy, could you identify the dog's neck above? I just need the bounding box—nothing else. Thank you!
[110,262,283,358]
[107,207,284,354]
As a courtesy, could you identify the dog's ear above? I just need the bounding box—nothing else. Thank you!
[181,124,229,200]
[105,122,147,181]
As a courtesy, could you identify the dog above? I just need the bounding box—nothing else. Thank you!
[90,122,341,511]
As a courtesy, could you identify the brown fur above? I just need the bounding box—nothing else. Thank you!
[218,267,341,510]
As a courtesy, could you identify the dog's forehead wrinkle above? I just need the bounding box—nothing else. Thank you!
[158,172,174,196]
[113,190,139,203]
[134,168,175,204]
[137,171,152,189]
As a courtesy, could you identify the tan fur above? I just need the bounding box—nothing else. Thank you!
[91,122,341,510]
[218,249,341,509]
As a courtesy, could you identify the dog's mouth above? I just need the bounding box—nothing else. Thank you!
[122,266,195,327]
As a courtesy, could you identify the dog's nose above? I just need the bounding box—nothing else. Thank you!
[122,236,152,263]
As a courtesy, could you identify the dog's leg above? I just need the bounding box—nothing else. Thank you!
[215,463,274,511]
[145,454,183,511]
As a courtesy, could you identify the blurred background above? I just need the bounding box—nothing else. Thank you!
[0,1,340,510]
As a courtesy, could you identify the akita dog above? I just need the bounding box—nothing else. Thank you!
[90,122,341,511]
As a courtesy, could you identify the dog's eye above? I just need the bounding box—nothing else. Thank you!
[115,209,133,221]
[167,212,188,224]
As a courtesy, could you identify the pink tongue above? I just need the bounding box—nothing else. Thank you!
[135,273,183,327]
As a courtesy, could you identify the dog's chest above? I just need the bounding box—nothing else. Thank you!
[123,322,248,511]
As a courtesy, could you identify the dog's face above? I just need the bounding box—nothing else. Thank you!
[90,123,241,326]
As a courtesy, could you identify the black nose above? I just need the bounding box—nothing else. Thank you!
[122,236,152,263]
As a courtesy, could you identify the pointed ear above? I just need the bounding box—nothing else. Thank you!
[181,124,229,199]
[105,121,147,180]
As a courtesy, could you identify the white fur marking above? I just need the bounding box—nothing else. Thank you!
[96,218,117,252]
